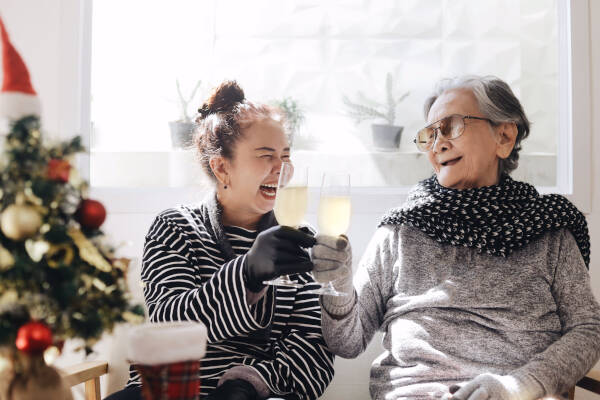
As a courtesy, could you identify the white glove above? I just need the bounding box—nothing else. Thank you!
[449,373,544,400]
[312,234,352,283]
[312,234,354,315]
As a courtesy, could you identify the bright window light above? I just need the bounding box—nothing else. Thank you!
[90,0,559,188]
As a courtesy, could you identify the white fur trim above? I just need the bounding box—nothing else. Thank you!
[0,92,41,120]
[126,322,207,365]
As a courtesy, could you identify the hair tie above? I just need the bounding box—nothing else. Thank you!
[198,104,212,118]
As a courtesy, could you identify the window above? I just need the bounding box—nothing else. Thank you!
[88,0,570,192]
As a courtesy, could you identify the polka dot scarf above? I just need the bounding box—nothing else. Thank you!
[380,174,590,268]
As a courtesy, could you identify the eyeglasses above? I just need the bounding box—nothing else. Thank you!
[413,114,494,152]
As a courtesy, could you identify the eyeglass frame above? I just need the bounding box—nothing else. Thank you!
[413,114,495,152]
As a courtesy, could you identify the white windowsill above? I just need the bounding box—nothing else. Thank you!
[89,149,560,215]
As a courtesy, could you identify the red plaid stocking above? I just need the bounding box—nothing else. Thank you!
[135,361,201,400]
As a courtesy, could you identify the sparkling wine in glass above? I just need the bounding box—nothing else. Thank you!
[307,172,351,296]
[264,161,308,288]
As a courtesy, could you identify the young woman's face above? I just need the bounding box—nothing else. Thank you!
[225,118,290,217]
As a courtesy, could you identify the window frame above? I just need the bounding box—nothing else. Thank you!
[68,0,592,215]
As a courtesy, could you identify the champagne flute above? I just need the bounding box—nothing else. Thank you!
[264,161,308,288]
[307,172,351,296]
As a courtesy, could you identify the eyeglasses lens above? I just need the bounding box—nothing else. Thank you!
[416,115,465,151]
[447,115,464,139]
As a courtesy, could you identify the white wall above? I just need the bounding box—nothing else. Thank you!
[0,0,599,399]
[0,0,84,141]
[576,1,600,398]
[0,0,61,135]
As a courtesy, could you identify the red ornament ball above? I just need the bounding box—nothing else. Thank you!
[46,158,71,182]
[15,321,53,354]
[76,199,107,229]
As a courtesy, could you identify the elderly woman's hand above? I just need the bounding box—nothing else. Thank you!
[312,234,355,317]
[447,373,544,400]
[312,234,352,284]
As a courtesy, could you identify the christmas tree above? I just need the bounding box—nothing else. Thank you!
[0,17,143,358]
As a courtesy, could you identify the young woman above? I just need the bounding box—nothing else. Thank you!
[108,81,334,400]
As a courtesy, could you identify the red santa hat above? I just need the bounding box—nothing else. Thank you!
[0,16,41,121]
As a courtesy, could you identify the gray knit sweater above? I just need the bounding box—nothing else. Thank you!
[321,225,600,399]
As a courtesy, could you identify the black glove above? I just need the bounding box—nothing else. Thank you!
[206,379,258,400]
[244,225,316,292]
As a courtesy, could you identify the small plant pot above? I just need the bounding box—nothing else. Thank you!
[371,124,403,151]
[169,121,195,149]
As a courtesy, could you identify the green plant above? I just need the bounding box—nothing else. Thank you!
[175,79,203,123]
[270,97,306,144]
[343,73,409,125]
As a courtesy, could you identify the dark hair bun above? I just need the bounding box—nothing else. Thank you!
[198,80,245,118]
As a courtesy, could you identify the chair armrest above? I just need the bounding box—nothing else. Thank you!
[59,360,108,387]
[59,360,108,400]
[576,369,600,394]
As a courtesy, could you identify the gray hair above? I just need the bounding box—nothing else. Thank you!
[423,75,530,175]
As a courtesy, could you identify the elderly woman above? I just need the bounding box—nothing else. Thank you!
[314,75,600,399]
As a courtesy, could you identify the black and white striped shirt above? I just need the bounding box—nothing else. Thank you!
[127,204,334,399]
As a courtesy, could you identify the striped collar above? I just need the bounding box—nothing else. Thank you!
[201,191,277,261]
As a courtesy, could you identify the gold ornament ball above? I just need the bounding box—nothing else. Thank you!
[0,204,43,241]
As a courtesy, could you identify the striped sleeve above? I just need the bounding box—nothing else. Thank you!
[142,214,272,343]
[252,273,335,399]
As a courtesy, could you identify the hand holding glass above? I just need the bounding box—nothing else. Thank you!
[265,161,308,288]
[308,172,352,296]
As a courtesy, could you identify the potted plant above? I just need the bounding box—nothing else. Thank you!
[342,73,409,151]
[270,97,305,147]
[169,79,203,149]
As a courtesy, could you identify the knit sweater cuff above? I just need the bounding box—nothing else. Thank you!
[511,372,545,400]
[218,365,271,398]
[320,277,356,317]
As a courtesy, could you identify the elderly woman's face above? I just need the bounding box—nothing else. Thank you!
[426,89,505,190]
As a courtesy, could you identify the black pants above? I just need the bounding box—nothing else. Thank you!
[103,386,293,400]
[103,386,142,400]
